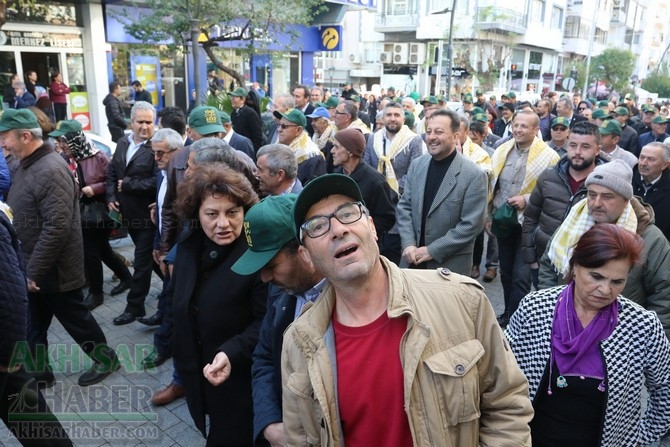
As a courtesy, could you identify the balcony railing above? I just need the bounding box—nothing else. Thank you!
[475,7,528,34]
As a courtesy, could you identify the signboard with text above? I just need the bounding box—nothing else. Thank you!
[0,30,82,48]
[70,92,91,131]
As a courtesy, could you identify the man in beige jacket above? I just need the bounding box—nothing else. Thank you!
[281,174,533,446]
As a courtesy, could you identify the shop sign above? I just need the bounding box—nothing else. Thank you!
[70,92,91,131]
[1,30,82,48]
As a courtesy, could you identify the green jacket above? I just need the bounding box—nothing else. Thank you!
[281,257,533,446]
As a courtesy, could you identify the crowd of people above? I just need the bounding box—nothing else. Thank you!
[1,77,670,447]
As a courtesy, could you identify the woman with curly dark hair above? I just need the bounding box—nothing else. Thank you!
[172,164,267,446]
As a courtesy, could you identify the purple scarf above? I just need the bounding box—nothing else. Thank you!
[551,282,618,380]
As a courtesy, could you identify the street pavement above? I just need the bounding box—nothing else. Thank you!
[0,236,508,446]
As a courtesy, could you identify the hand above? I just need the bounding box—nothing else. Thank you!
[27,279,39,293]
[117,179,123,192]
[402,245,417,265]
[529,262,539,269]
[263,423,287,447]
[149,203,157,225]
[484,221,494,237]
[81,186,94,197]
[507,195,526,210]
[108,201,119,212]
[152,249,161,266]
[203,351,231,386]
[414,246,433,264]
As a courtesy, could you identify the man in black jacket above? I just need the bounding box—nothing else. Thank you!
[106,101,159,325]
[633,142,670,241]
[103,82,127,142]
[229,87,264,151]
[132,80,153,104]
[231,194,324,447]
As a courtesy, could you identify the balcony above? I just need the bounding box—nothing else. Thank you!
[374,13,420,33]
[475,7,527,35]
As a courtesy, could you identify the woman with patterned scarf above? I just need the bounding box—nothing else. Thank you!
[52,121,132,310]
[308,106,337,173]
[505,224,670,447]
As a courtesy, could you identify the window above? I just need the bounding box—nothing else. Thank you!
[531,0,545,23]
[388,0,415,15]
[551,6,563,29]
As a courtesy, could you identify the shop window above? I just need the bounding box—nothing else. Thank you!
[6,2,80,26]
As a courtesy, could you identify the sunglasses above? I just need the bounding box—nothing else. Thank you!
[552,126,568,132]
[278,123,299,130]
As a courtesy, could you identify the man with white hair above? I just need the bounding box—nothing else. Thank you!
[633,142,670,240]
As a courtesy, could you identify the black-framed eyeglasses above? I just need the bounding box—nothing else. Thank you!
[334,110,348,115]
[151,150,167,158]
[278,123,299,129]
[552,126,568,132]
[301,201,365,239]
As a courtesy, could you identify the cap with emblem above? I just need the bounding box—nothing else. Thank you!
[625,93,635,100]
[463,93,473,103]
[599,119,622,135]
[652,115,669,124]
[470,107,485,115]
[597,100,610,108]
[49,119,83,137]
[273,108,307,128]
[472,113,488,123]
[0,108,40,132]
[613,107,629,116]
[231,195,298,275]
[318,97,340,109]
[350,95,361,103]
[188,106,225,135]
[420,95,438,105]
[551,117,571,128]
[506,91,517,99]
[592,109,609,120]
[228,87,248,98]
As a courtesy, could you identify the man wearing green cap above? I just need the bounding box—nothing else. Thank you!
[3,108,119,386]
[612,106,638,154]
[548,116,571,156]
[637,115,670,156]
[633,103,656,136]
[219,110,255,160]
[591,108,609,126]
[599,119,638,168]
[274,108,325,184]
[226,195,324,446]
[187,105,226,140]
[229,86,264,151]
[282,173,533,446]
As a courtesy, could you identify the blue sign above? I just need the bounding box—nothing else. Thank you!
[318,26,342,52]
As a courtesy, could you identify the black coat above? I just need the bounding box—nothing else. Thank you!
[103,94,127,130]
[347,161,397,235]
[172,229,267,443]
[106,137,157,227]
[231,105,264,151]
[302,103,315,137]
[633,167,670,241]
[134,89,152,104]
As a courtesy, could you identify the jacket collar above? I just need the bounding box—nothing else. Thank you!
[20,143,53,170]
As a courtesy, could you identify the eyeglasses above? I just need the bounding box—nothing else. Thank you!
[552,126,568,132]
[278,123,299,129]
[151,150,168,158]
[334,110,348,115]
[301,201,365,239]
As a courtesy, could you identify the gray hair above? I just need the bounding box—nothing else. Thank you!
[340,100,358,121]
[274,93,295,112]
[130,101,156,121]
[151,128,183,151]
[401,97,416,108]
[557,97,572,110]
[256,144,298,179]
[16,127,43,139]
[644,141,670,161]
[459,116,470,129]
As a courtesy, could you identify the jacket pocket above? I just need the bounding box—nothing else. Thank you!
[286,372,324,445]
[424,339,485,427]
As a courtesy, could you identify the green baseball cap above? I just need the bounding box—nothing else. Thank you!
[350,95,361,103]
[551,117,571,128]
[613,107,630,116]
[404,110,415,128]
[231,195,298,275]
[0,109,39,132]
[49,119,83,137]
[625,93,635,100]
[219,111,231,124]
[599,119,622,135]
[652,115,669,124]
[188,106,225,135]
[318,97,340,109]
[470,107,485,115]
[293,174,365,240]
[597,100,610,107]
[642,104,656,113]
[506,91,517,99]
[472,113,488,123]
[592,109,609,120]
[420,95,438,105]
[476,90,483,96]
[273,108,307,128]
[463,93,473,103]
[228,87,248,98]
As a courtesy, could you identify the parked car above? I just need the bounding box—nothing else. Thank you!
[86,132,116,158]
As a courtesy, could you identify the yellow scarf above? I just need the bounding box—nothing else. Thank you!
[372,125,416,193]
[0,201,12,222]
[547,198,638,276]
[490,137,560,207]
[348,118,371,135]
[289,131,324,165]
[313,123,336,151]
[461,137,492,175]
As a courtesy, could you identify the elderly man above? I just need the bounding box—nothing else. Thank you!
[228,195,324,446]
[539,159,670,338]
[397,109,488,274]
[282,174,533,446]
[255,144,303,196]
[307,106,336,172]
[488,110,560,326]
[633,142,670,240]
[598,119,638,168]
[612,106,638,153]
[3,109,118,387]
[331,128,397,238]
[522,121,603,288]
[274,108,325,184]
[333,100,370,136]
[107,101,160,325]
[637,115,670,156]
[229,87,264,151]
[266,93,295,144]
[633,103,655,135]
[556,96,588,128]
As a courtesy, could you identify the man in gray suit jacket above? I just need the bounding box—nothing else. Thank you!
[397,109,488,275]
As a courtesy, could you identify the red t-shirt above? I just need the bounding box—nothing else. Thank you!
[567,172,585,195]
[333,310,413,447]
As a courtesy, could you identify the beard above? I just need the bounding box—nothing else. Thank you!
[569,156,595,171]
